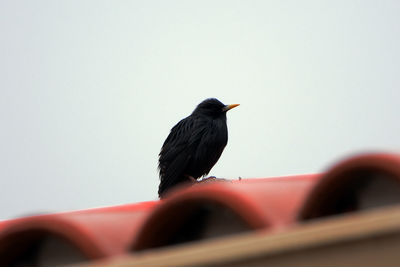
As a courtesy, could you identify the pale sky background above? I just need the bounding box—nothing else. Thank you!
[1,1,399,219]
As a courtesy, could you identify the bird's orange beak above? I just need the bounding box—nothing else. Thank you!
[223,104,240,111]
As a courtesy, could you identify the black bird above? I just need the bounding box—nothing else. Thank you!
[158,98,239,198]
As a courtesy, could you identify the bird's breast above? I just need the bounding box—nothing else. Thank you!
[206,119,228,145]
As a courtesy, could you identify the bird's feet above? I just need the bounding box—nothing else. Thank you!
[202,176,216,181]
[198,176,232,184]
[186,175,233,185]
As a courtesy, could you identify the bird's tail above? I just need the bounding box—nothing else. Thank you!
[158,176,187,198]
[158,151,193,198]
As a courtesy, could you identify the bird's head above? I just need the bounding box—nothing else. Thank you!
[193,98,239,118]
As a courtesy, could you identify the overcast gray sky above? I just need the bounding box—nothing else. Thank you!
[1,1,399,219]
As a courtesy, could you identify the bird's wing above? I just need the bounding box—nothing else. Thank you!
[191,120,228,176]
[158,117,197,195]
[159,117,195,167]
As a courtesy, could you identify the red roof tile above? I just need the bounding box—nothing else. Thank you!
[1,152,400,266]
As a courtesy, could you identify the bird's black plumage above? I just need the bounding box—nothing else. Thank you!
[158,98,239,198]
